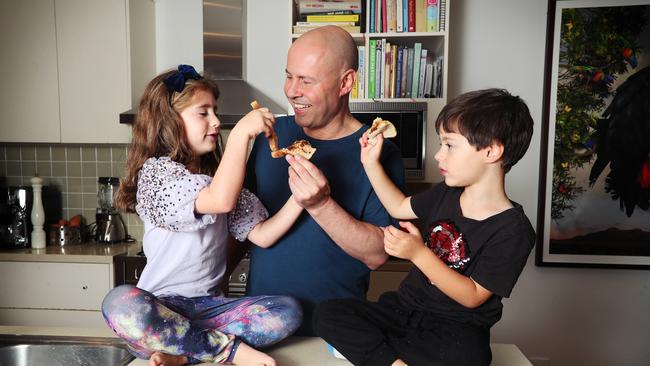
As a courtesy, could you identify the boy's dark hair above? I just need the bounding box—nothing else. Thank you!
[435,88,534,173]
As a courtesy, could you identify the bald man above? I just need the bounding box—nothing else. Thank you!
[244,26,405,336]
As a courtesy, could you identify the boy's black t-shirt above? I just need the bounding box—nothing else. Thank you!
[397,182,535,328]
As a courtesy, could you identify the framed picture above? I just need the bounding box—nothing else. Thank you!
[537,0,650,268]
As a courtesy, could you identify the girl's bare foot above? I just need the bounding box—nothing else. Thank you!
[148,351,188,366]
[231,342,276,366]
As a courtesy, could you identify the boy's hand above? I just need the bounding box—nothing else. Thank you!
[383,221,426,261]
[359,130,383,165]
[234,108,275,140]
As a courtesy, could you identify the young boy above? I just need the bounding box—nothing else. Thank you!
[313,88,536,366]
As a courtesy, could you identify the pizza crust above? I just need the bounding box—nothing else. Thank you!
[368,117,397,145]
[271,139,317,160]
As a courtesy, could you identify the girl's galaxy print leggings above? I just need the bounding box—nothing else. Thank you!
[101,285,302,364]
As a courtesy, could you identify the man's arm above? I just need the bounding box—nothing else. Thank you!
[286,155,388,269]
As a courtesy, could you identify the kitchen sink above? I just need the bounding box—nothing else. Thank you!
[0,335,134,366]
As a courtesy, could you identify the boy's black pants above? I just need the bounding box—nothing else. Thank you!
[313,292,491,366]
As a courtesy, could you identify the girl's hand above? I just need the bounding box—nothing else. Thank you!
[383,221,426,261]
[233,108,275,140]
[359,130,383,165]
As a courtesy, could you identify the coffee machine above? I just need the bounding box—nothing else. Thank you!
[95,177,127,243]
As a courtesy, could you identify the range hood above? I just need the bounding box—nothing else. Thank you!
[119,80,285,128]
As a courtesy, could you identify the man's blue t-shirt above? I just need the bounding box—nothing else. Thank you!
[244,116,404,335]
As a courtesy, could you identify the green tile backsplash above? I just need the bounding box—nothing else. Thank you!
[0,143,143,241]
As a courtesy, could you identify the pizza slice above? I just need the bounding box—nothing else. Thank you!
[271,139,317,160]
[250,100,279,152]
[367,117,397,145]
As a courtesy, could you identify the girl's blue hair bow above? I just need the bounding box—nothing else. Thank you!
[163,64,202,93]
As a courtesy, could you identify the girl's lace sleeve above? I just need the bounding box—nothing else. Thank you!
[136,157,216,232]
[227,188,269,241]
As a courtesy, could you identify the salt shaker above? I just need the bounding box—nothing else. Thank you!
[30,175,46,249]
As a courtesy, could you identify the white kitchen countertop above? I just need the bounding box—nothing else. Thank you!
[0,325,532,365]
[0,242,141,263]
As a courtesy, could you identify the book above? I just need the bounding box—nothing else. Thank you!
[403,0,409,32]
[395,46,403,97]
[385,43,392,98]
[305,14,359,22]
[381,0,388,33]
[415,0,426,32]
[417,48,427,97]
[380,39,387,98]
[368,40,377,98]
[375,40,383,98]
[390,44,398,97]
[400,46,408,97]
[424,58,433,98]
[376,0,382,34]
[293,25,361,33]
[369,0,375,33]
[426,0,438,32]
[296,21,356,26]
[405,47,414,97]
[396,0,403,32]
[407,0,415,32]
[387,0,397,33]
[297,1,362,14]
[411,42,422,97]
[438,0,446,31]
[358,46,365,99]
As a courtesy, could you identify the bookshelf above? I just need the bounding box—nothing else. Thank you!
[289,0,450,182]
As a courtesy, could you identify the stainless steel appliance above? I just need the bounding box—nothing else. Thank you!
[95,177,127,244]
[1,186,32,248]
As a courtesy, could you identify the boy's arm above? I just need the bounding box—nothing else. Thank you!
[360,133,416,219]
[385,223,493,309]
[364,160,416,219]
[247,196,302,248]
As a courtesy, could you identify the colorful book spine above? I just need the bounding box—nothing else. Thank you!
[298,1,362,14]
[403,0,409,32]
[395,46,403,97]
[306,14,359,22]
[415,0,426,32]
[369,0,375,33]
[400,46,408,97]
[418,48,428,97]
[405,47,414,97]
[380,39,387,98]
[387,0,397,33]
[368,40,377,98]
[407,0,415,32]
[438,0,446,31]
[375,0,382,34]
[382,0,388,33]
[396,0,403,32]
[375,40,383,98]
[385,43,392,98]
[411,42,422,97]
[426,0,438,32]
[390,44,398,97]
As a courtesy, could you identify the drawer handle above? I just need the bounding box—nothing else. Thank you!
[134,268,140,280]
[82,285,88,290]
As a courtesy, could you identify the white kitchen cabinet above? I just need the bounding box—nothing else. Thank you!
[0,0,132,143]
[0,261,113,327]
[0,0,61,142]
[56,0,132,143]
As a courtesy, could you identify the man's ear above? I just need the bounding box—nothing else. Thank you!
[485,141,504,164]
[339,69,356,96]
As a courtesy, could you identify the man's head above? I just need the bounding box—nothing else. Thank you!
[435,88,534,173]
[284,26,358,131]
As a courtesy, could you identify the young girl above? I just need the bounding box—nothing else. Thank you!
[101,65,302,366]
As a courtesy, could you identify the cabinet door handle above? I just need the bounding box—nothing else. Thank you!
[82,285,88,290]
[134,268,140,280]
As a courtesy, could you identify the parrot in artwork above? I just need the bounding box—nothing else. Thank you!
[589,64,650,217]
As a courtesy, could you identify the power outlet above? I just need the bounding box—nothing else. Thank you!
[528,357,550,366]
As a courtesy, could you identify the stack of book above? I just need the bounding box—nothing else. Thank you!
[293,0,362,34]
[368,0,446,33]
[365,40,443,99]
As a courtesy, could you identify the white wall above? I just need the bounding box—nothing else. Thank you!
[243,1,650,365]
[448,1,650,366]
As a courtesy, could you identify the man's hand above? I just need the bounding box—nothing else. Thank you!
[286,154,331,211]
[383,221,426,261]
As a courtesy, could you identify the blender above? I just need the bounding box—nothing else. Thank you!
[95,177,127,243]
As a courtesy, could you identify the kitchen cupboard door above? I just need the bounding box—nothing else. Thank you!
[0,0,61,143]
[55,0,132,143]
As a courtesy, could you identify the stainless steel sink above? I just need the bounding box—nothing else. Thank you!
[0,335,134,366]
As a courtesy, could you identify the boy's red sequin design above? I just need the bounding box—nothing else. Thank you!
[425,220,470,271]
